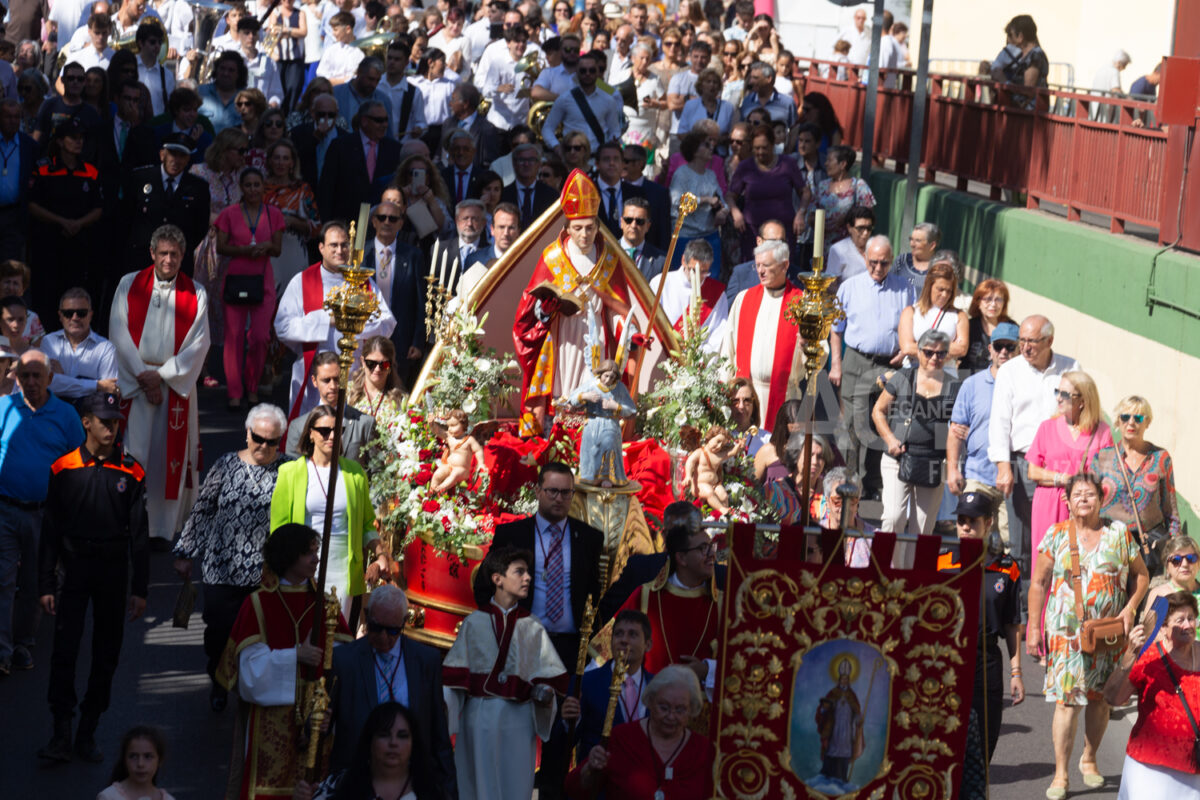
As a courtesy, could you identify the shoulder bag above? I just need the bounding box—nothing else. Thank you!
[892,368,943,489]
[223,203,270,305]
[1068,520,1127,655]
[570,87,607,146]
[1115,444,1170,576]
[1157,641,1200,769]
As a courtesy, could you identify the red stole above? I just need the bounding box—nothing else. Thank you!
[287,264,327,422]
[735,284,802,431]
[125,267,199,500]
[672,277,726,333]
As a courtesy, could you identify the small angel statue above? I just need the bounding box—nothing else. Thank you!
[684,424,737,513]
[430,409,486,494]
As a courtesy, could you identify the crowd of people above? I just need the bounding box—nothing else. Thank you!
[0,1,1195,799]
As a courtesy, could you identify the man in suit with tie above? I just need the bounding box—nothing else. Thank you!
[364,199,427,387]
[477,461,603,799]
[500,142,556,229]
[100,80,159,197]
[429,199,487,298]
[619,197,667,285]
[318,100,400,225]
[623,143,671,252]
[121,133,210,277]
[560,609,654,761]
[444,82,501,167]
[457,202,519,301]
[328,584,456,791]
[285,352,376,464]
[439,129,485,213]
[0,99,38,262]
[593,140,644,240]
[292,94,350,190]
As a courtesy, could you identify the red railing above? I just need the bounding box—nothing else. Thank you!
[796,59,1167,234]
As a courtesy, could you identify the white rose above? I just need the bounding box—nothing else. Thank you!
[474,357,491,371]
[675,410,688,427]
[463,397,478,414]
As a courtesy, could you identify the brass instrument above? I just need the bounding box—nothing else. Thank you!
[189,0,232,82]
[112,16,169,63]
[260,20,283,60]
[353,31,396,59]
[527,100,556,143]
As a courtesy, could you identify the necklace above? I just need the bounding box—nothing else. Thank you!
[310,460,329,498]
[656,585,716,664]
[276,585,315,644]
[647,721,688,800]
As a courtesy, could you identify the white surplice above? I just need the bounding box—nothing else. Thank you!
[649,270,730,353]
[722,285,804,428]
[554,239,609,398]
[273,264,397,418]
[109,272,210,540]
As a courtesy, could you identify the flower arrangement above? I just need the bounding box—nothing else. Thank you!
[639,301,733,450]
[425,309,520,419]
[705,449,777,524]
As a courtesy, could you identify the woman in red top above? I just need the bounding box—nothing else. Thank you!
[1106,590,1200,798]
[566,665,715,800]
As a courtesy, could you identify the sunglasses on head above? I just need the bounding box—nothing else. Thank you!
[622,216,647,225]
[1170,554,1199,567]
[364,358,391,371]
[250,431,280,446]
[59,307,89,318]
[1119,413,1146,424]
[366,617,403,635]
[992,341,1017,353]
[312,425,335,439]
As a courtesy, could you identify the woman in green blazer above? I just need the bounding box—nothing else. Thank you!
[270,404,388,618]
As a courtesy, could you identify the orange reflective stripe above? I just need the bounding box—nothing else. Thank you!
[936,551,958,572]
[50,448,85,474]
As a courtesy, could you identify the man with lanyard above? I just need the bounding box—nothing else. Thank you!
[541,51,622,154]
[36,391,148,764]
[0,351,85,676]
[936,491,1025,799]
[326,584,455,787]
[135,20,174,118]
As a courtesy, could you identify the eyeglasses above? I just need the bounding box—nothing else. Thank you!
[1170,554,1200,567]
[1054,390,1082,402]
[992,341,1017,353]
[1018,336,1048,346]
[851,224,874,233]
[365,115,388,123]
[235,100,253,107]
[653,701,690,718]
[867,258,890,266]
[263,119,283,128]
[920,349,947,360]
[682,541,717,555]
[980,295,1005,305]
[540,487,574,498]
[1119,413,1146,424]
[374,214,400,223]
[250,431,281,446]
[314,112,337,120]
[565,144,586,152]
[662,40,680,48]
[59,307,90,318]
[367,617,403,636]
[312,425,336,439]
[730,138,747,145]
[622,216,648,225]
[577,67,597,74]
[364,357,391,371]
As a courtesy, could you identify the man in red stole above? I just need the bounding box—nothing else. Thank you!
[647,239,729,353]
[512,169,637,438]
[273,221,396,423]
[109,224,210,546]
[721,238,804,431]
[217,524,351,800]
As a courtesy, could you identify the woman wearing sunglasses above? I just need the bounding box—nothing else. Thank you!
[348,336,407,421]
[271,404,389,624]
[1141,538,1200,622]
[173,403,290,712]
[1090,396,1182,577]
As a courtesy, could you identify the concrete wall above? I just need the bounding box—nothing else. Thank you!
[867,171,1200,531]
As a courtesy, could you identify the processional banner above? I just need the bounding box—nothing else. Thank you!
[714,525,984,800]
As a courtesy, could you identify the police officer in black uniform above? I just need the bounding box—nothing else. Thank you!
[36,392,149,764]
[121,132,210,278]
[937,491,1025,799]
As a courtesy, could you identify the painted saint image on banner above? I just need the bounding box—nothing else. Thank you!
[789,639,891,795]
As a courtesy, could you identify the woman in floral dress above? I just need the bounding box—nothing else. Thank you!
[808,144,875,252]
[1026,473,1149,798]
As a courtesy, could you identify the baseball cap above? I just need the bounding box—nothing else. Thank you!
[161,132,195,154]
[955,491,994,519]
[990,321,1019,344]
[80,391,125,420]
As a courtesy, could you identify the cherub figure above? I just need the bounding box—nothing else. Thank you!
[430,409,486,494]
[560,358,637,487]
[685,424,737,513]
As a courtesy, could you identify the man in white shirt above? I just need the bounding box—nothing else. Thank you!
[50,0,100,50]
[136,22,175,117]
[474,26,530,130]
[43,288,119,400]
[879,10,902,89]
[316,11,364,84]
[987,314,1080,587]
[236,18,284,106]
[542,51,621,152]
[838,8,871,65]
[73,14,115,70]
[826,206,874,285]
[463,0,506,69]
[381,39,426,140]
[666,41,709,134]
[606,24,634,85]
[531,32,579,102]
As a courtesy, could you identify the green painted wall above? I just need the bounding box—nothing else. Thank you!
[864,172,1200,532]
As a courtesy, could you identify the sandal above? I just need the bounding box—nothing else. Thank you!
[1045,779,1068,800]
[203,376,220,388]
[1079,761,1104,788]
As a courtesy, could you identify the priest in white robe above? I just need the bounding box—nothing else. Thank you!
[721,239,805,431]
[273,221,396,422]
[110,224,210,544]
[648,238,730,353]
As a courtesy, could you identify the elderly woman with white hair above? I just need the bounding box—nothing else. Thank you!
[872,329,961,549]
[816,466,875,567]
[173,403,291,712]
[566,664,716,800]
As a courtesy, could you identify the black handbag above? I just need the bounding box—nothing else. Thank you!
[1157,642,1200,769]
[223,272,265,305]
[898,451,943,488]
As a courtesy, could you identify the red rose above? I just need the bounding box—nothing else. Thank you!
[419,449,434,461]
[414,466,433,486]
[423,499,441,513]
[441,515,451,531]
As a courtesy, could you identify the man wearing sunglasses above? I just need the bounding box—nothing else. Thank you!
[284,351,377,464]
[621,143,670,251]
[42,287,119,402]
[33,61,102,145]
[365,200,426,384]
[946,321,1020,548]
[541,51,622,153]
[328,584,456,789]
[620,196,665,284]
[826,205,875,286]
[318,99,400,224]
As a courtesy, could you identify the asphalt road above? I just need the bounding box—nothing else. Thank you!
[0,382,1133,799]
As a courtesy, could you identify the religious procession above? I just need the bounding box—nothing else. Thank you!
[0,1,1194,799]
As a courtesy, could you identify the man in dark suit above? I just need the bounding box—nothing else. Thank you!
[429,199,487,298]
[444,82,501,167]
[560,609,654,762]
[439,129,485,212]
[285,352,376,464]
[98,79,160,201]
[499,142,556,229]
[623,143,671,252]
[318,100,400,224]
[292,93,350,190]
[364,199,427,387]
[0,98,38,262]
[122,134,210,276]
[618,197,667,285]
[328,584,456,792]
[593,140,644,240]
[477,462,603,799]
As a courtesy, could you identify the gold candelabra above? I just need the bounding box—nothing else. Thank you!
[423,275,453,342]
[599,652,629,748]
[787,253,845,385]
[324,219,381,388]
[303,587,340,772]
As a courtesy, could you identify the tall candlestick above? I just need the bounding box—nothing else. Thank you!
[354,203,369,251]
[447,255,460,294]
[813,209,825,258]
[437,248,447,287]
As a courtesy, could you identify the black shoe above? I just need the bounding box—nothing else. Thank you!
[11,645,33,670]
[210,684,228,713]
[74,718,103,764]
[37,719,73,763]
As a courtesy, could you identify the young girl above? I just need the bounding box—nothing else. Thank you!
[98,726,175,800]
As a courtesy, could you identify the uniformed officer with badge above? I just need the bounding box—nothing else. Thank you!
[35,391,149,765]
[937,490,1025,798]
[121,131,210,278]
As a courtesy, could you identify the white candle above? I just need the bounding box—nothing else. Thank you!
[448,256,460,291]
[813,209,825,258]
[355,203,369,250]
[436,248,446,286]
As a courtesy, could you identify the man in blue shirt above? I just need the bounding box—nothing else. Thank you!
[0,350,85,675]
[830,236,916,496]
[332,56,394,133]
[946,322,1019,548]
[738,61,797,127]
